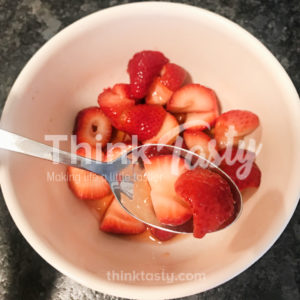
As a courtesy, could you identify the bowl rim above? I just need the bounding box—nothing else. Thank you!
[1,2,300,299]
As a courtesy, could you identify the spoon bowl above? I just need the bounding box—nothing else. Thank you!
[113,144,242,234]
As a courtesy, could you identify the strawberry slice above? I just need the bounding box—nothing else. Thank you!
[119,104,167,141]
[214,110,259,148]
[218,147,261,191]
[146,63,186,105]
[112,83,131,99]
[86,193,114,221]
[143,145,174,159]
[183,130,216,159]
[143,112,179,145]
[105,143,133,162]
[149,191,192,226]
[98,87,135,129]
[74,107,112,147]
[100,197,146,234]
[146,77,173,105]
[150,227,176,241]
[175,168,235,238]
[167,83,218,113]
[144,155,192,226]
[160,63,187,91]
[127,50,169,99]
[184,108,219,131]
[67,148,111,200]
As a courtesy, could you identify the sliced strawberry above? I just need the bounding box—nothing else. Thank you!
[74,107,112,147]
[150,227,176,241]
[143,112,179,145]
[160,63,187,91]
[67,148,111,200]
[105,143,133,162]
[146,77,173,105]
[175,168,235,238]
[112,83,131,99]
[86,193,114,221]
[222,161,261,191]
[119,104,167,141]
[145,63,186,105]
[149,191,192,226]
[218,147,261,191]
[144,155,192,226]
[100,197,146,234]
[97,88,135,129]
[127,50,169,99]
[183,108,219,131]
[143,145,174,159]
[183,130,216,159]
[214,110,259,148]
[167,84,218,113]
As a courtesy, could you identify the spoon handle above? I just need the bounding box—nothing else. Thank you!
[0,129,112,176]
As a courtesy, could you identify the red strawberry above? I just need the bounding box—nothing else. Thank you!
[218,147,261,191]
[150,227,176,241]
[143,112,179,145]
[183,130,216,159]
[146,63,186,105]
[175,168,235,238]
[100,197,146,234]
[86,193,114,221]
[74,107,112,147]
[144,155,192,226]
[112,83,131,99]
[67,148,111,200]
[183,108,219,131]
[119,104,167,141]
[98,87,135,129]
[167,84,218,113]
[127,50,169,99]
[146,77,173,105]
[105,143,133,162]
[143,145,174,159]
[160,63,187,91]
[214,110,259,148]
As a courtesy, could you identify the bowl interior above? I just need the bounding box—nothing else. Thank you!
[1,3,299,299]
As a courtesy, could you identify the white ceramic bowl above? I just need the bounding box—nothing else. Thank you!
[1,2,299,299]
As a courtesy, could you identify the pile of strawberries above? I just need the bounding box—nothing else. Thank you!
[67,50,261,241]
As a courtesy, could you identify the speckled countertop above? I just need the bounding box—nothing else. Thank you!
[0,1,299,299]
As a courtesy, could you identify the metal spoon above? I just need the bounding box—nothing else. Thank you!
[0,129,242,234]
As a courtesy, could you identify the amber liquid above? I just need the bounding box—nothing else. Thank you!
[86,196,186,245]
[86,165,187,244]
[123,226,186,244]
